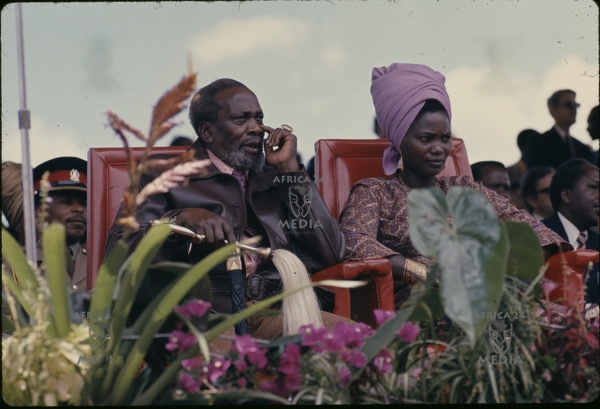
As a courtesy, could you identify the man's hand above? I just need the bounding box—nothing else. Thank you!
[261,125,300,173]
[174,208,237,245]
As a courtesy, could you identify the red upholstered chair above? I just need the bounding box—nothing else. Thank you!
[86,146,187,289]
[310,138,472,325]
[544,249,599,311]
[86,139,471,328]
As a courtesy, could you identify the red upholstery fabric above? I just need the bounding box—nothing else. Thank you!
[311,138,471,324]
[544,249,599,310]
[86,146,186,289]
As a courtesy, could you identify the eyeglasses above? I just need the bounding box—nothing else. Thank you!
[559,101,581,109]
[536,187,550,195]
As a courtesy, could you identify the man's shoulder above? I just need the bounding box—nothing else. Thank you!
[540,128,560,138]
[541,213,563,231]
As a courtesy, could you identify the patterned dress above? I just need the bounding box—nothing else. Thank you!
[340,174,569,268]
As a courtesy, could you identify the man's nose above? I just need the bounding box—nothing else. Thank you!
[72,201,86,213]
[247,118,263,134]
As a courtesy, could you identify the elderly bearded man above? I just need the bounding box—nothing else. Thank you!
[105,78,352,368]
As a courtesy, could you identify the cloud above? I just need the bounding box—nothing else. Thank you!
[189,17,311,63]
[320,43,348,68]
[1,117,87,167]
[444,54,598,165]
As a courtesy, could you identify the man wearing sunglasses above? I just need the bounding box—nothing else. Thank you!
[524,89,593,169]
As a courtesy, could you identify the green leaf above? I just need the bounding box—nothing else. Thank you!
[503,221,544,281]
[107,241,236,405]
[1,228,38,294]
[106,224,171,358]
[1,269,35,322]
[42,223,72,338]
[408,187,508,347]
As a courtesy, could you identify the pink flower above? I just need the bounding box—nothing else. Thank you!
[181,357,203,371]
[165,329,197,353]
[398,321,421,343]
[233,335,268,369]
[542,369,552,382]
[178,373,200,393]
[278,344,301,375]
[322,331,346,352]
[237,377,248,388]
[342,349,367,368]
[337,365,352,387]
[300,325,329,352]
[233,358,248,372]
[372,349,393,374]
[541,279,558,300]
[206,357,231,383]
[374,309,395,326]
[282,371,302,393]
[333,322,372,349]
[175,299,212,318]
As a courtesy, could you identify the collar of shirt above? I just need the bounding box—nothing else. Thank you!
[206,149,247,178]
[557,211,582,248]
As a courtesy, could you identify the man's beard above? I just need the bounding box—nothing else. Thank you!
[222,143,265,171]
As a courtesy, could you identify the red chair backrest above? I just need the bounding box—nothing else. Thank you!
[86,146,187,289]
[313,138,472,219]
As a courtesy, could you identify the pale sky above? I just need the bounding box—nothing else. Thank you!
[1,0,598,169]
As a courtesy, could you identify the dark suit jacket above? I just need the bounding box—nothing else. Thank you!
[524,127,593,169]
[542,213,599,304]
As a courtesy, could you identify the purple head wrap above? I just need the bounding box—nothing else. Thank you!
[370,63,451,175]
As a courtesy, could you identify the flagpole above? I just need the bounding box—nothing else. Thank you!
[15,3,37,263]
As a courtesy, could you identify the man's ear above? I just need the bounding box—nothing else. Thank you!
[560,188,572,205]
[199,122,213,145]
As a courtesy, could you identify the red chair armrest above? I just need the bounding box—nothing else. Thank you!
[312,258,394,326]
[544,249,599,310]
[312,258,392,281]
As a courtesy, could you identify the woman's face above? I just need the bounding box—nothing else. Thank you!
[400,110,452,186]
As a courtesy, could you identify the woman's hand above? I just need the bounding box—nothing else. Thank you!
[261,125,300,173]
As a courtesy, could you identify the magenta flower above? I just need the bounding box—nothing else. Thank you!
[300,325,329,352]
[278,344,301,375]
[372,349,393,374]
[206,357,231,383]
[175,299,212,318]
[282,371,302,393]
[337,365,352,387]
[165,329,197,353]
[233,358,248,372]
[398,322,421,343]
[178,373,200,393]
[374,309,395,326]
[181,357,203,371]
[233,335,268,369]
[237,377,248,388]
[332,322,372,349]
[342,349,367,368]
[322,331,346,352]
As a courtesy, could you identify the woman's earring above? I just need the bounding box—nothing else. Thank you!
[397,154,404,172]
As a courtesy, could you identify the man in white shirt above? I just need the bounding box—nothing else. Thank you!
[542,158,599,304]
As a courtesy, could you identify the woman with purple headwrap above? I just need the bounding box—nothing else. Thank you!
[339,63,570,307]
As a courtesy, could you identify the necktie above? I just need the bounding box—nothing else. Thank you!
[231,170,264,273]
[232,169,247,194]
[576,231,587,250]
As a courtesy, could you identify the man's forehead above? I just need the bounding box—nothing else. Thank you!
[216,87,261,113]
